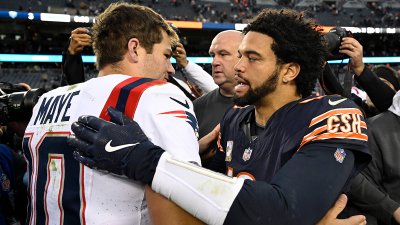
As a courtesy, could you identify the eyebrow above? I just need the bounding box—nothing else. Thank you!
[239,49,262,57]
[209,49,229,55]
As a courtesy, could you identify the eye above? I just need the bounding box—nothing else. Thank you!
[165,53,172,59]
[248,57,257,62]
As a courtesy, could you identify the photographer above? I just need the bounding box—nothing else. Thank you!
[0,83,35,225]
[61,27,92,85]
[339,37,396,114]
[321,31,396,114]
[324,36,400,224]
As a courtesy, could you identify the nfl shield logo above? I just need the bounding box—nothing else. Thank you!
[334,148,346,163]
[242,147,253,161]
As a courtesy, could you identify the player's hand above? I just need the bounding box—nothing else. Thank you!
[393,207,400,224]
[173,42,188,68]
[316,194,366,225]
[199,124,220,160]
[68,27,92,55]
[68,107,164,184]
[339,37,364,76]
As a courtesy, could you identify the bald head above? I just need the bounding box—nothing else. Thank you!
[211,30,243,48]
[209,30,244,96]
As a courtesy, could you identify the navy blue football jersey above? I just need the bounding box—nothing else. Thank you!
[218,95,370,182]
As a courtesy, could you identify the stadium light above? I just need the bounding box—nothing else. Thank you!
[1,54,399,64]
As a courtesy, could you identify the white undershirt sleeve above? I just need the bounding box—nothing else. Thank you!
[183,61,218,94]
[152,152,244,225]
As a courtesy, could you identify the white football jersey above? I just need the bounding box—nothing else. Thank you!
[23,75,201,225]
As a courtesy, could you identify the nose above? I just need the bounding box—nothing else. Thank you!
[167,62,175,76]
[212,56,221,67]
[234,57,244,73]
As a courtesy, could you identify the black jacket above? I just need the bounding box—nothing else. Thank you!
[349,110,400,225]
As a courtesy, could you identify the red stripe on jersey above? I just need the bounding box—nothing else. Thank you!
[124,80,165,118]
[80,164,86,225]
[33,132,70,225]
[159,110,185,115]
[43,155,65,225]
[99,77,142,120]
[24,133,36,225]
[174,115,187,118]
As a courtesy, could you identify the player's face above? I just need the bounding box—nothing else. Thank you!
[233,31,282,106]
[209,33,241,91]
[143,31,175,81]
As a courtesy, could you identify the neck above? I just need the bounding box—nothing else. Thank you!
[219,85,235,97]
[98,57,142,78]
[254,85,301,126]
[98,67,120,77]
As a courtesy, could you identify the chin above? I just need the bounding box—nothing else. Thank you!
[214,81,225,87]
[233,95,249,107]
[213,75,224,81]
[233,90,259,106]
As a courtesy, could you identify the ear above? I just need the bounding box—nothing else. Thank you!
[281,62,300,84]
[127,38,140,63]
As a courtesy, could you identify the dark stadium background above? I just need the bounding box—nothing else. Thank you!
[0,0,399,90]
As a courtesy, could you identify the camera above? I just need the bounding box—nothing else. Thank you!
[0,83,46,125]
[323,27,352,59]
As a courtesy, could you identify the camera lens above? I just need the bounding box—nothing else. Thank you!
[323,27,352,60]
[323,32,341,53]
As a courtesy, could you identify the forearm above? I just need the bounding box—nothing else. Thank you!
[320,64,344,96]
[150,146,355,225]
[62,53,85,85]
[355,67,396,112]
[151,153,244,225]
[183,61,218,93]
[350,173,400,225]
[225,147,355,225]
[145,186,205,225]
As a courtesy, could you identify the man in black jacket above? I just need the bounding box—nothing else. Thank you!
[349,90,400,225]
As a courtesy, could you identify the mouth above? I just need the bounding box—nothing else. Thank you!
[234,75,249,95]
[213,71,223,76]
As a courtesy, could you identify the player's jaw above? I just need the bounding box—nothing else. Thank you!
[234,73,249,98]
[233,69,279,106]
[212,66,226,84]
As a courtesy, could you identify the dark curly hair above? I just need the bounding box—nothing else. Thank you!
[243,8,327,97]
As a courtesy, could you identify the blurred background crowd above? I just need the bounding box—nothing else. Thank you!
[0,0,399,91]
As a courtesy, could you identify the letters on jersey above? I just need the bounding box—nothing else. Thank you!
[33,91,80,125]
[218,95,370,182]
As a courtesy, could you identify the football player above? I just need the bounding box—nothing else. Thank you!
[23,3,203,225]
[68,8,370,225]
